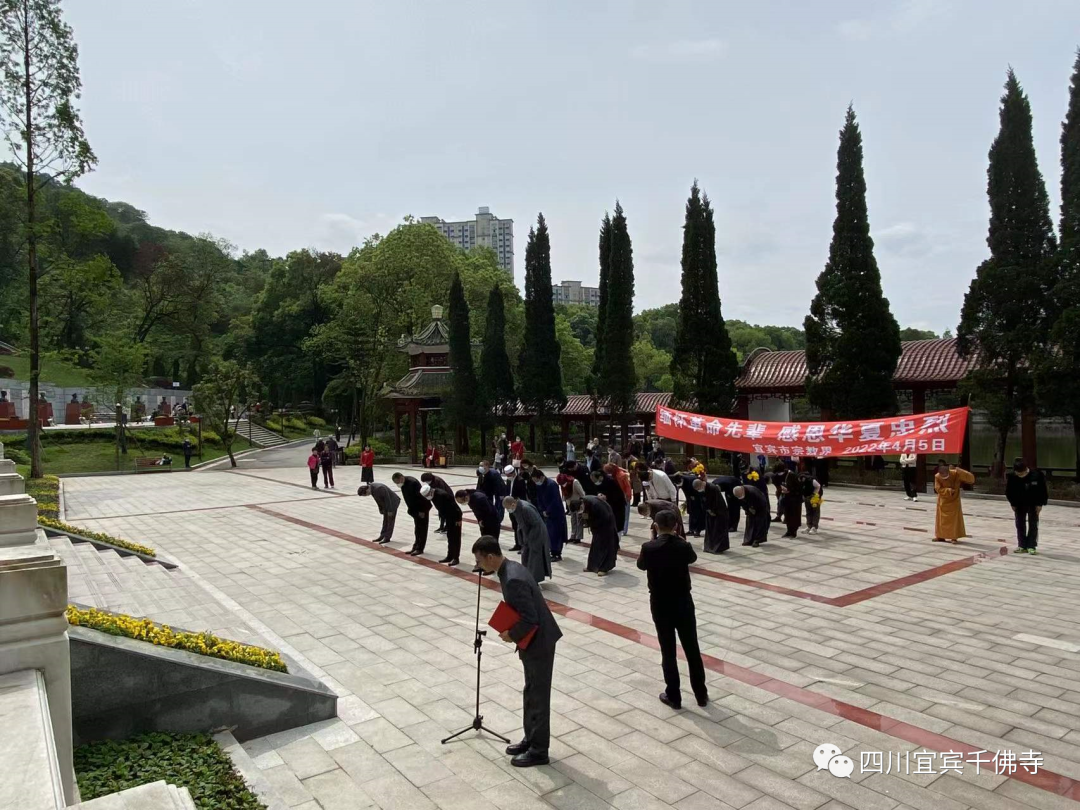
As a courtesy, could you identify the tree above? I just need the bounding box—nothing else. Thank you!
[597,201,636,415]
[555,314,593,395]
[90,331,148,411]
[634,303,678,354]
[670,182,739,414]
[518,214,565,423]
[631,335,673,392]
[958,71,1057,472]
[1037,51,1080,477]
[193,361,260,468]
[478,284,515,428]
[899,327,939,342]
[446,271,478,451]
[805,107,901,419]
[0,0,96,477]
[592,213,612,383]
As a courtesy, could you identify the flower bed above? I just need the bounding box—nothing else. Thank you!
[75,731,267,810]
[25,475,60,519]
[39,516,156,557]
[66,605,288,673]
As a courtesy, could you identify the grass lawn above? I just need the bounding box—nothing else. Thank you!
[2,353,100,388]
[6,433,254,476]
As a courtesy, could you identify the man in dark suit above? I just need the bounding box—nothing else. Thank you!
[421,471,454,533]
[357,483,399,544]
[472,536,562,767]
[636,510,708,710]
[424,484,462,566]
[393,472,430,556]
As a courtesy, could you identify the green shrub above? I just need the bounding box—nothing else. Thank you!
[306,415,327,427]
[342,437,393,458]
[0,365,13,378]
[3,444,29,464]
[75,732,267,810]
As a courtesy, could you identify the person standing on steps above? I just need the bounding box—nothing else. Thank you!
[932,459,975,544]
[899,452,919,501]
[472,536,562,768]
[393,472,431,556]
[1006,457,1048,555]
[423,484,462,566]
[357,482,399,544]
[636,509,709,710]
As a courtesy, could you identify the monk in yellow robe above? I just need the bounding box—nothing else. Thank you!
[933,460,975,543]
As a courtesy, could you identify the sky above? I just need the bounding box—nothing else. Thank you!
[54,0,1080,332]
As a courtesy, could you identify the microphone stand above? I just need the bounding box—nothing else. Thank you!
[441,568,510,745]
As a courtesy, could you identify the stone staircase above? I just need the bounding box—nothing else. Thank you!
[76,780,196,809]
[232,420,288,448]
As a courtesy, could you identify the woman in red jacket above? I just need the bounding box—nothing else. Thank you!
[360,444,375,483]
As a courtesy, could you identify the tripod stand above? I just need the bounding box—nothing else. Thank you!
[441,568,510,746]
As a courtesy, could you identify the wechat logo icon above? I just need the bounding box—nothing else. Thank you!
[814,743,854,778]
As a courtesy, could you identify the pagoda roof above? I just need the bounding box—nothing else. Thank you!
[385,367,453,398]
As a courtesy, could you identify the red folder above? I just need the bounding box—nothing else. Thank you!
[488,601,537,650]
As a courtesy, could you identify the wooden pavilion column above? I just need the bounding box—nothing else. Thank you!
[1021,405,1038,469]
[912,388,927,493]
[408,401,418,465]
[529,423,536,452]
[420,410,428,461]
[394,408,402,455]
[959,393,972,473]
[621,420,629,450]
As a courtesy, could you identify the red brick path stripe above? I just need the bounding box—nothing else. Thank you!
[247,503,1079,802]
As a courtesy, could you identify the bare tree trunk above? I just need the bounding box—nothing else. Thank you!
[24,10,41,479]
[1073,414,1080,483]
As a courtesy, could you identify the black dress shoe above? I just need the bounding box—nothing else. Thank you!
[446,559,459,567]
[508,545,522,551]
[551,555,562,562]
[659,693,682,710]
[438,556,452,563]
[505,740,529,756]
[696,694,709,707]
[408,549,422,556]
[511,750,550,768]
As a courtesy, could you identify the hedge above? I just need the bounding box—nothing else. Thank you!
[39,516,156,557]
[75,732,267,810]
[66,605,287,673]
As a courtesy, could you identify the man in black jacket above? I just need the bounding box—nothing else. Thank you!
[636,510,708,710]
[357,482,400,544]
[392,472,430,556]
[421,471,454,533]
[1006,457,1049,554]
[457,488,501,542]
[473,536,562,768]
[424,484,462,565]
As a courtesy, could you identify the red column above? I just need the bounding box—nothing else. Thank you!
[1021,405,1038,469]
[421,410,428,463]
[409,402,418,465]
[394,409,402,455]
[959,393,972,473]
[913,388,927,493]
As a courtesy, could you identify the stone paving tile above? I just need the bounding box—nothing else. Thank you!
[63,455,1080,809]
[301,767,375,809]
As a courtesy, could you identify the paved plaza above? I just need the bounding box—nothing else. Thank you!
[62,445,1080,810]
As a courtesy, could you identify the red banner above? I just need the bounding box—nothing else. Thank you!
[655,405,970,458]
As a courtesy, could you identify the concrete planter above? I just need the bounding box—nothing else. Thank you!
[69,626,337,745]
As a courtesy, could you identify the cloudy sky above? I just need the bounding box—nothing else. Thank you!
[60,1,1080,331]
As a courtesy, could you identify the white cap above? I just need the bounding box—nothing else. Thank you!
[504,465,515,476]
[421,484,433,499]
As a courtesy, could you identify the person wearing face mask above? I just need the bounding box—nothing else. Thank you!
[477,460,507,520]
[1006,457,1048,555]
[503,496,552,583]
[932,459,975,544]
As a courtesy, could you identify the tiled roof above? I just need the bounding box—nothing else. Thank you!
[508,392,676,418]
[397,318,450,350]
[386,367,452,398]
[736,338,976,393]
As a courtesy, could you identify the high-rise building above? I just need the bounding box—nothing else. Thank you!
[420,207,514,276]
[552,280,601,307]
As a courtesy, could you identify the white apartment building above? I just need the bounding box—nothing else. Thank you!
[420,207,514,276]
[552,280,600,306]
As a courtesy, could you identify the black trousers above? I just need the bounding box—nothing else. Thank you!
[508,513,520,547]
[1015,507,1039,549]
[650,595,707,704]
[309,468,319,487]
[379,510,396,542]
[481,519,501,543]
[521,647,555,754]
[411,511,429,552]
[901,466,917,498]
[444,521,462,560]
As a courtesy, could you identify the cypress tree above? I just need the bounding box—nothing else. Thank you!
[479,283,515,423]
[446,271,478,452]
[958,71,1057,470]
[519,214,565,422]
[597,201,637,415]
[592,213,612,384]
[1037,52,1080,477]
[805,107,901,419]
[671,182,740,414]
